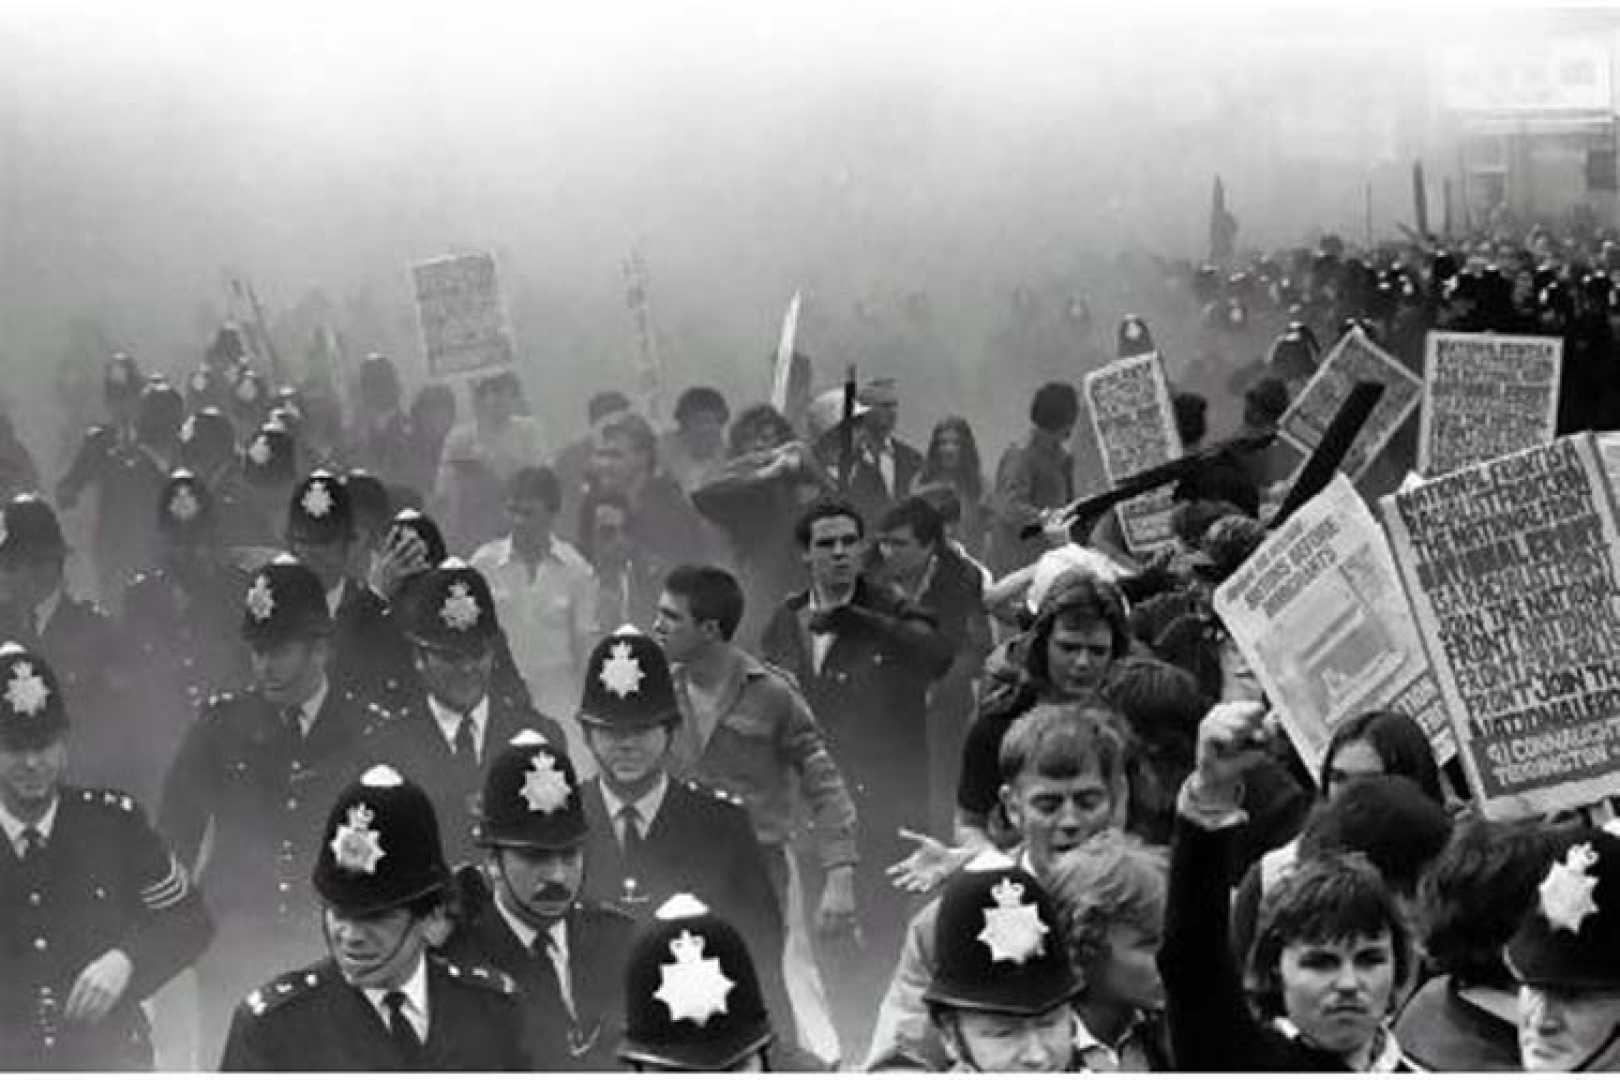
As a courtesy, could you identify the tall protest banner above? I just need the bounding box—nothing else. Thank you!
[1418,332,1563,478]
[1083,352,1184,555]
[1216,474,1454,773]
[411,251,515,378]
[1278,326,1422,480]
[1383,435,1620,820]
[622,251,664,425]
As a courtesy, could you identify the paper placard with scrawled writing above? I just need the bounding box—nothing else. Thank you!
[412,252,515,378]
[1215,473,1454,775]
[1382,434,1620,820]
[1418,332,1562,478]
[1278,326,1422,480]
[1083,352,1183,554]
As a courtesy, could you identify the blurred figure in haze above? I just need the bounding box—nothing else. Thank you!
[844,377,923,529]
[437,372,547,553]
[405,383,456,507]
[551,390,631,548]
[660,386,730,495]
[917,417,987,559]
[584,411,712,572]
[0,405,40,505]
[987,382,1078,578]
[348,353,417,490]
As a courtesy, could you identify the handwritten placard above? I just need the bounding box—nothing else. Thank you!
[1278,326,1422,480]
[1382,435,1620,819]
[1083,352,1184,554]
[412,252,515,378]
[1418,332,1562,478]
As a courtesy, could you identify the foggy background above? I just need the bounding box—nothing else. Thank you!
[0,2,1590,472]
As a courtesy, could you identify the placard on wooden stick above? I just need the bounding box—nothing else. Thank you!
[1278,326,1421,480]
[411,251,515,379]
[1083,352,1183,554]
[1382,434,1620,820]
[1418,331,1562,478]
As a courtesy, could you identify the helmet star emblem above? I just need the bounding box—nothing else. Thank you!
[191,370,209,393]
[440,580,481,632]
[179,416,196,443]
[5,661,49,717]
[599,640,645,699]
[245,575,275,623]
[521,751,571,814]
[654,929,734,1027]
[301,482,334,520]
[1541,842,1602,935]
[236,377,259,403]
[330,802,385,875]
[978,876,1049,964]
[169,487,200,523]
[247,435,272,466]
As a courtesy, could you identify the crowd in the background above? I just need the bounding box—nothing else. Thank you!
[7,217,1620,1072]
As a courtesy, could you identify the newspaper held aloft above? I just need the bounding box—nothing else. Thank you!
[1215,473,1454,775]
[1418,332,1563,478]
[411,251,515,378]
[1278,325,1422,481]
[1382,434,1620,821]
[1082,352,1184,555]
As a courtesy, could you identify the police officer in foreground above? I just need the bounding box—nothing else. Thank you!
[220,763,529,1071]
[159,555,390,1065]
[922,853,1082,1073]
[1507,826,1620,1072]
[0,642,213,1069]
[619,893,775,1072]
[441,731,636,1070]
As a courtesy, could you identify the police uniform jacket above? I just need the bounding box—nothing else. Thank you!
[0,786,213,1070]
[373,694,566,864]
[219,954,528,1071]
[440,865,634,1071]
[159,685,390,930]
[0,594,124,788]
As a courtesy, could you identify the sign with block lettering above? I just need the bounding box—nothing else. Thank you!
[1083,352,1184,554]
[1418,332,1562,478]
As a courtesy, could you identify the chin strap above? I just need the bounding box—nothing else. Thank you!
[1571,1020,1620,1073]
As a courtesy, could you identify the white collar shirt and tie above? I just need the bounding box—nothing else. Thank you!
[598,774,669,848]
[283,677,331,740]
[493,890,577,1020]
[427,694,489,764]
[0,795,58,858]
[362,954,430,1043]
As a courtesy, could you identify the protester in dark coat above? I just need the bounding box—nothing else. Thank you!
[987,382,1077,577]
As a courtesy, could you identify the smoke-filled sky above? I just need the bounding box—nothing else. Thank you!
[0,1,1600,458]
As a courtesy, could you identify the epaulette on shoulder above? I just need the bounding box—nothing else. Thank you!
[436,957,517,996]
[586,897,637,925]
[244,967,324,1017]
[682,778,745,809]
[78,786,137,815]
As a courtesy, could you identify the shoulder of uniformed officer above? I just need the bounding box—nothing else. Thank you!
[579,898,638,928]
[431,954,519,997]
[242,965,329,1018]
[71,785,142,816]
[679,777,747,810]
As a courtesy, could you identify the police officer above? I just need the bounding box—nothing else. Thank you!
[574,627,804,1059]
[1507,827,1620,1072]
[922,854,1083,1073]
[0,642,213,1069]
[441,731,635,1069]
[1117,314,1156,359]
[159,554,390,1065]
[619,893,775,1072]
[219,763,529,1070]
[186,325,250,415]
[0,494,121,785]
[379,559,564,863]
[121,471,251,800]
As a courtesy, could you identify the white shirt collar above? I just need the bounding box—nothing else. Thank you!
[599,773,670,835]
[426,694,489,760]
[363,953,429,1041]
[326,579,347,619]
[0,794,59,856]
[492,886,542,952]
[290,676,331,738]
[34,587,62,635]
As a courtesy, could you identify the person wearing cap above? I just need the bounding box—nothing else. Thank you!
[916,854,1082,1072]
[159,554,392,1064]
[573,627,805,1057]
[619,893,776,1071]
[120,470,251,804]
[381,559,565,863]
[472,466,600,759]
[1505,826,1620,1072]
[441,733,636,1069]
[0,642,213,1069]
[843,377,923,530]
[986,382,1078,578]
[0,493,122,779]
[219,764,529,1070]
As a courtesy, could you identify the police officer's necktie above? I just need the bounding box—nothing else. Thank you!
[18,826,43,863]
[283,704,303,740]
[383,990,422,1066]
[618,805,645,873]
[453,712,477,765]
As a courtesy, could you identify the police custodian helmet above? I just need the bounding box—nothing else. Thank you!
[476,730,586,852]
[312,764,450,918]
[578,627,681,731]
[1507,827,1620,991]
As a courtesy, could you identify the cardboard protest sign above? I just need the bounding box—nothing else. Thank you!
[622,251,664,424]
[1215,473,1454,773]
[411,252,515,378]
[1419,332,1563,478]
[1382,434,1620,820]
[1082,352,1184,554]
[1278,326,1422,480]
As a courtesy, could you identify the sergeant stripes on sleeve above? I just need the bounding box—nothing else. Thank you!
[140,852,192,911]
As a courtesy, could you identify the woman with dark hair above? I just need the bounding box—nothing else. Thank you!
[1162,701,1414,1070]
[918,416,987,558]
[1396,816,1582,1071]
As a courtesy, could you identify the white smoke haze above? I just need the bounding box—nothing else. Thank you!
[0,0,1601,461]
